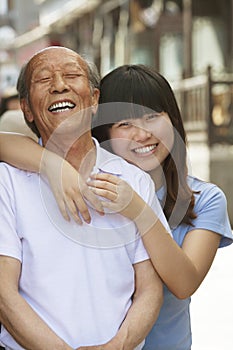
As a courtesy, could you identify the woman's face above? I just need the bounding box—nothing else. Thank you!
[109,111,174,172]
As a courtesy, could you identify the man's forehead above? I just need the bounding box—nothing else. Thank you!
[28,47,86,71]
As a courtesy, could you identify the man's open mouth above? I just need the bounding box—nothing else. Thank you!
[48,101,75,113]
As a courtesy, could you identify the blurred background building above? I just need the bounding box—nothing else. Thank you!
[0,0,233,223]
[1,0,233,83]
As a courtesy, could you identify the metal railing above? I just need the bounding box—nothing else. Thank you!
[170,67,233,146]
[171,74,209,132]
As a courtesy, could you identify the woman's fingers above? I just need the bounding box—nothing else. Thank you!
[52,192,72,222]
[88,179,118,201]
[90,187,118,202]
[65,195,88,225]
[63,184,105,223]
[53,184,103,224]
[82,186,105,215]
[90,172,120,185]
[44,156,106,223]
[88,173,145,220]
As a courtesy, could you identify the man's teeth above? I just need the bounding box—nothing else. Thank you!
[49,101,75,112]
[133,144,157,154]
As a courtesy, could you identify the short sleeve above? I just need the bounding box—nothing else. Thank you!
[191,185,233,247]
[125,236,149,265]
[0,165,22,260]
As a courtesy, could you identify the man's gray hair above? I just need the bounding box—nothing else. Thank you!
[16,63,28,100]
[82,56,100,91]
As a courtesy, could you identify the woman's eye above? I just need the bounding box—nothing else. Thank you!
[146,113,161,120]
[117,121,131,127]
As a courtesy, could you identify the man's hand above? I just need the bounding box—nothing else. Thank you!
[77,346,108,350]
[76,339,126,350]
[77,344,119,350]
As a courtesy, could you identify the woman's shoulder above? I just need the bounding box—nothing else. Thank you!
[188,175,225,198]
[188,175,229,215]
[187,176,233,246]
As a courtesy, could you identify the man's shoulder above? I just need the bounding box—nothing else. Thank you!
[0,161,16,174]
[0,162,24,173]
[0,162,33,184]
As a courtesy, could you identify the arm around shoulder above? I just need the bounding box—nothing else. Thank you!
[0,132,41,172]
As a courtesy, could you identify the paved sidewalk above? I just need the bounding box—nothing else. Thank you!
[191,242,233,350]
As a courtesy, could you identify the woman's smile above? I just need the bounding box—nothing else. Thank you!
[132,143,158,156]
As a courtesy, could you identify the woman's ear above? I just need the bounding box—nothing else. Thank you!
[20,98,34,122]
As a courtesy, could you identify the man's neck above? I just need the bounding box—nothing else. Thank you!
[66,136,96,180]
[43,132,96,180]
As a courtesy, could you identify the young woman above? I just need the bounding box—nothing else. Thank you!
[0,65,232,350]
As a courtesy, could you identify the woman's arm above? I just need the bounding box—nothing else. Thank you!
[0,132,104,223]
[87,172,221,299]
[0,132,41,172]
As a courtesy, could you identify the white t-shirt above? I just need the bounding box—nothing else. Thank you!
[0,139,169,349]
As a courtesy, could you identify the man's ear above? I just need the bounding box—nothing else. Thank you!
[91,88,100,114]
[20,98,34,122]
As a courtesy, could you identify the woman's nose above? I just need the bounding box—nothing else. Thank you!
[132,126,152,141]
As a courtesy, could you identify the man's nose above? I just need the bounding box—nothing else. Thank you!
[49,74,69,93]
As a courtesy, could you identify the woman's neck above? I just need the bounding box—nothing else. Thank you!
[148,166,165,191]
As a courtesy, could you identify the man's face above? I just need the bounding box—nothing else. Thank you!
[22,47,99,144]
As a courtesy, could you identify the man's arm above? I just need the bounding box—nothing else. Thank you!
[0,255,73,350]
[78,259,163,350]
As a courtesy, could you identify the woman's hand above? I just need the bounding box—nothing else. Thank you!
[87,172,146,221]
[40,151,104,224]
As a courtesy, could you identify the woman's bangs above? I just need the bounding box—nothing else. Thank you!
[131,85,164,115]
[96,101,150,125]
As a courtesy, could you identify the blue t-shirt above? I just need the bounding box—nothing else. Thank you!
[143,176,233,350]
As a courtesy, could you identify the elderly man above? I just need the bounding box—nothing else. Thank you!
[0,47,163,350]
